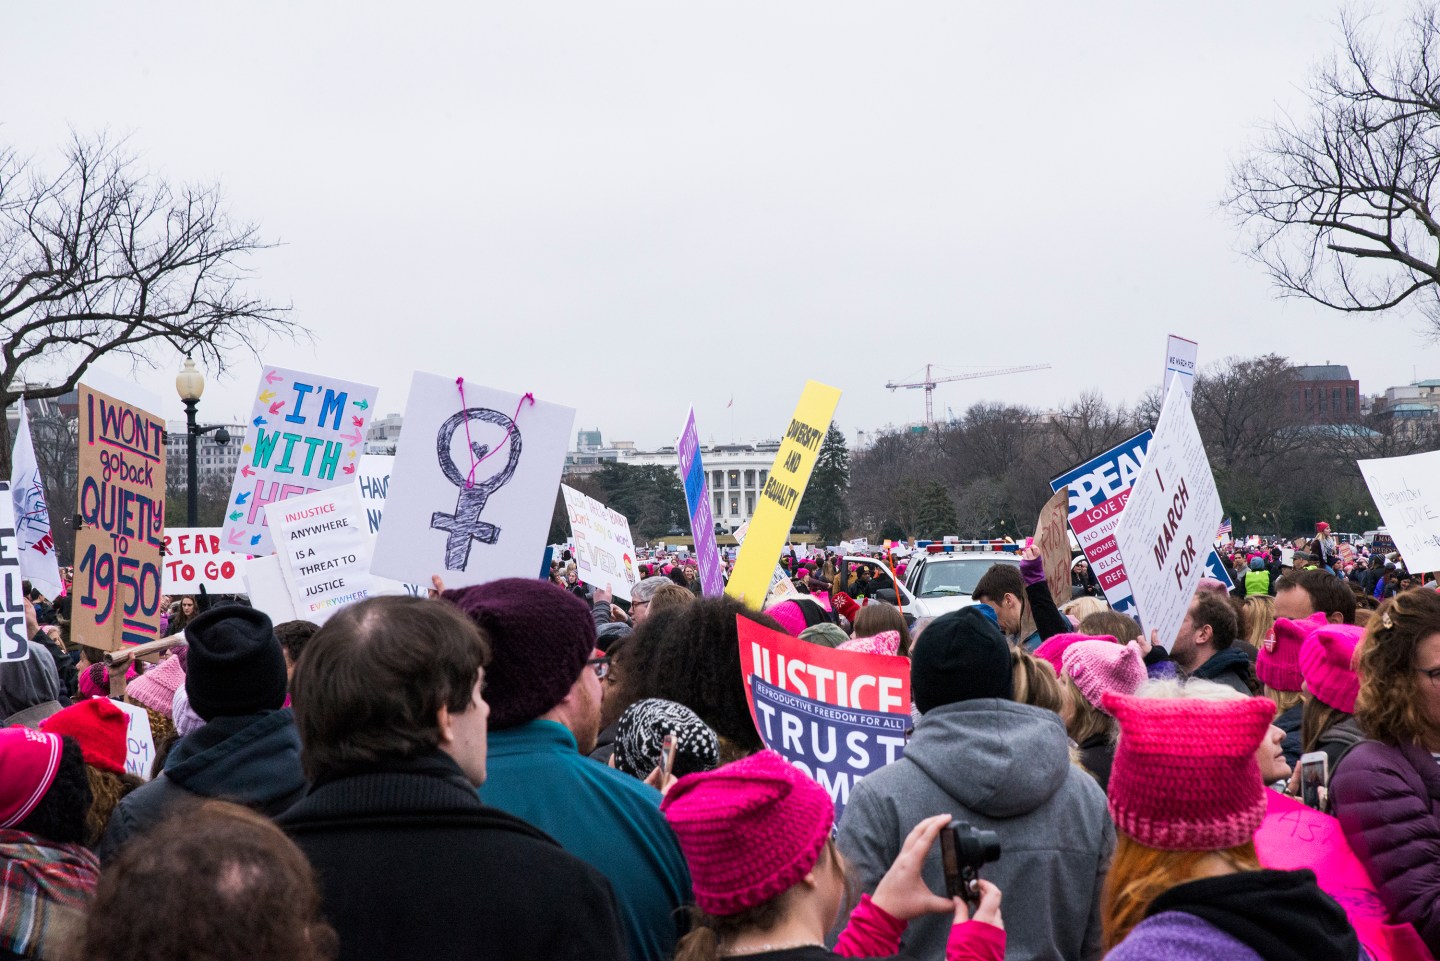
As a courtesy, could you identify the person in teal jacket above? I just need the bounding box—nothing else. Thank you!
[443,578,692,961]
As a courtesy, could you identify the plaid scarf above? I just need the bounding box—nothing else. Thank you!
[0,829,99,961]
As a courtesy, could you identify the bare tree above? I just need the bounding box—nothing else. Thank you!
[1228,5,1440,331]
[0,132,300,471]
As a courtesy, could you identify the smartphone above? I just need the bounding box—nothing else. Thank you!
[1299,751,1329,810]
[938,822,963,899]
[659,733,677,779]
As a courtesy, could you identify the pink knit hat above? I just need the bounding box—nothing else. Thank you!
[1300,624,1365,713]
[764,600,808,638]
[661,750,833,915]
[1103,691,1274,851]
[1034,633,1115,675]
[837,630,900,656]
[0,727,63,828]
[1061,641,1145,715]
[126,655,186,718]
[1257,613,1326,693]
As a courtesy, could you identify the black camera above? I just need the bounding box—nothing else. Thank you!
[939,821,1001,908]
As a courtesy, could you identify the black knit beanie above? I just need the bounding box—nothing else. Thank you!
[910,606,1014,713]
[184,606,288,721]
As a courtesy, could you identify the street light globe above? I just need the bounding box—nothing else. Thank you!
[176,357,205,402]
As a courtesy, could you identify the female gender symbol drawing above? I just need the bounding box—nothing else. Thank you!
[430,407,523,570]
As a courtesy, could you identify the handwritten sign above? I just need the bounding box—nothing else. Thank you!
[372,373,575,589]
[161,528,249,594]
[1034,487,1073,608]
[112,700,156,781]
[75,384,167,651]
[1162,334,1198,401]
[10,403,63,600]
[738,617,910,818]
[562,485,639,601]
[1112,387,1224,648]
[268,485,382,623]
[355,454,395,535]
[0,485,29,662]
[220,365,379,556]
[1358,451,1440,574]
[726,381,842,608]
[678,407,725,597]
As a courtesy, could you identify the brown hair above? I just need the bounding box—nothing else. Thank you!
[1355,589,1440,746]
[1012,647,1064,714]
[291,595,491,783]
[84,801,336,961]
[649,583,696,615]
[972,564,1025,607]
[1061,673,1116,747]
[1275,570,1356,624]
[1189,592,1239,650]
[1079,611,1143,644]
[852,603,914,657]
[1299,692,1352,753]
[83,766,144,848]
[1102,834,1259,949]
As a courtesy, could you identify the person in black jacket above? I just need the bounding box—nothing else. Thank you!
[1173,591,1256,694]
[278,595,625,961]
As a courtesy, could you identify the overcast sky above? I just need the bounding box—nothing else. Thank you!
[5,2,1435,449]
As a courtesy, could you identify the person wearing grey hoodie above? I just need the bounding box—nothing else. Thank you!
[836,606,1114,961]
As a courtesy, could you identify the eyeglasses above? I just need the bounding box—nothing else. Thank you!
[587,656,612,681]
[1417,665,1440,686]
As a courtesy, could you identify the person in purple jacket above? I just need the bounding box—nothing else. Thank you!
[1332,588,1440,956]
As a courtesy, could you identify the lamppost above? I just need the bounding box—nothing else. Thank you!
[175,357,231,526]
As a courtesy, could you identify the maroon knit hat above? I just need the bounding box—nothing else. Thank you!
[1104,690,1274,851]
[1257,613,1325,693]
[1300,624,1365,713]
[443,578,596,730]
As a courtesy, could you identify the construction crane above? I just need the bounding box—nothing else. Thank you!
[885,363,1052,425]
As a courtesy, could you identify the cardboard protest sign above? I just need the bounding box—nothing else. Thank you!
[355,454,395,535]
[113,700,156,781]
[1162,335,1198,401]
[1358,451,1440,574]
[268,485,386,623]
[74,384,167,650]
[1112,387,1224,648]
[1033,487,1073,608]
[10,403,63,600]
[0,485,29,662]
[161,528,249,594]
[561,485,639,601]
[726,381,842,608]
[221,365,379,556]
[678,407,725,597]
[371,373,574,589]
[738,616,910,817]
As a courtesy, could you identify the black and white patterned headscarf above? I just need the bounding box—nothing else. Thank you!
[614,698,719,780]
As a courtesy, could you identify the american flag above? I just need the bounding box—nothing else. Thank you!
[1217,517,1233,537]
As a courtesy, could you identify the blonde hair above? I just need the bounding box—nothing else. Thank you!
[1012,647,1064,714]
[1061,673,1115,746]
[1241,596,1275,651]
[1061,596,1107,623]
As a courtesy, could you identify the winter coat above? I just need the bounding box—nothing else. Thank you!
[98,708,306,863]
[1274,702,1303,770]
[738,895,1004,961]
[1189,647,1254,695]
[0,641,61,720]
[1332,738,1440,955]
[480,720,692,961]
[1314,716,1366,785]
[836,699,1114,961]
[1076,733,1115,794]
[1105,869,1359,961]
[279,751,624,961]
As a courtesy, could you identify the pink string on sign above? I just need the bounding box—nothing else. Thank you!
[455,377,535,489]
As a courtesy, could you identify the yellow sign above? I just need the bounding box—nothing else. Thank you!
[725,380,842,608]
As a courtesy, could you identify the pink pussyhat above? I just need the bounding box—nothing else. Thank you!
[764,600,807,638]
[661,750,833,916]
[1103,690,1274,851]
[1033,633,1116,676]
[837,630,901,657]
[1300,624,1365,713]
[1257,612,1326,693]
[1061,640,1146,714]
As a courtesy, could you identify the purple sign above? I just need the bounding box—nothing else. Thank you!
[678,408,724,597]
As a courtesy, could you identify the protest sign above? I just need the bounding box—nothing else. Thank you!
[562,485,640,601]
[1033,487,1073,608]
[726,381,842,608]
[1358,450,1440,574]
[738,617,910,817]
[1162,335,1198,401]
[1112,387,1224,648]
[161,528,249,594]
[356,454,395,535]
[678,407,725,597]
[113,700,156,782]
[268,485,385,623]
[10,403,63,600]
[221,365,379,556]
[74,383,166,650]
[243,554,299,621]
[372,373,574,589]
[0,485,28,662]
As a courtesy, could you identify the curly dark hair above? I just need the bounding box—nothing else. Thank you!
[1356,588,1440,746]
[16,737,91,846]
[615,596,782,753]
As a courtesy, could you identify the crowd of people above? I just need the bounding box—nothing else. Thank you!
[1,518,1439,961]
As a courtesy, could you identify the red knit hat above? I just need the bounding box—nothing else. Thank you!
[661,750,833,916]
[0,727,63,828]
[1061,640,1145,714]
[1103,691,1274,851]
[1034,632,1114,676]
[1300,624,1365,713]
[1257,613,1326,693]
[41,698,129,775]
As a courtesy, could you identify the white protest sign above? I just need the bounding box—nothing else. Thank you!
[1162,335,1198,401]
[0,484,28,662]
[1112,386,1224,649]
[10,403,63,600]
[267,485,389,623]
[243,554,299,622]
[161,528,250,594]
[562,485,640,601]
[113,700,155,781]
[356,454,395,535]
[1358,451,1440,573]
[372,373,575,589]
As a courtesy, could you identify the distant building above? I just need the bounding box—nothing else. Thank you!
[1290,365,1360,424]
[164,421,248,485]
[4,387,78,436]
[1370,380,1440,436]
[365,412,403,454]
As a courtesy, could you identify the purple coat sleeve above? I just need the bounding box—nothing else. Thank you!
[1332,739,1440,955]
